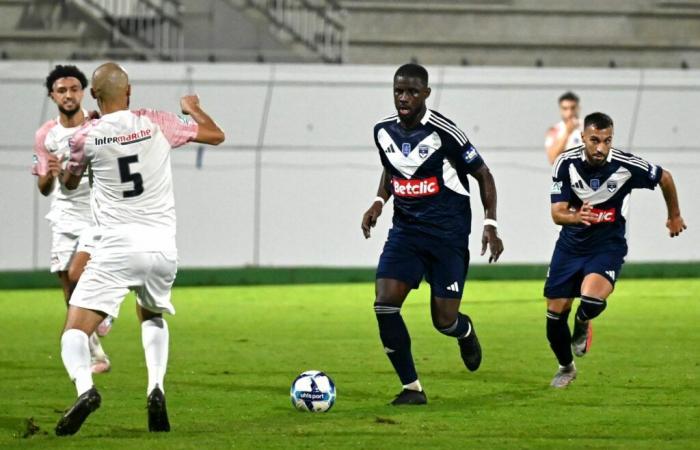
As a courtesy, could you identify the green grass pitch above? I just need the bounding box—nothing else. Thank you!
[1,279,698,449]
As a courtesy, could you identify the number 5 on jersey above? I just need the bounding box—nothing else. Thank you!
[118,155,144,198]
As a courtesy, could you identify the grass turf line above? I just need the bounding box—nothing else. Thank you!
[0,279,698,449]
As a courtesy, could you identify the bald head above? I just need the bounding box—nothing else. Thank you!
[91,62,129,105]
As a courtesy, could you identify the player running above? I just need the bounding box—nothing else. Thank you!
[32,65,111,373]
[545,112,686,388]
[55,62,225,435]
[362,63,504,405]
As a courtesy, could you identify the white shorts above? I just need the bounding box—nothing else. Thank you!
[76,226,99,254]
[50,230,80,273]
[69,251,178,318]
[50,226,98,272]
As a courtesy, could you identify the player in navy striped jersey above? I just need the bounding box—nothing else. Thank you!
[361,63,504,405]
[545,112,686,388]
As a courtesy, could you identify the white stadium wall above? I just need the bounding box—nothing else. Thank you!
[0,61,697,270]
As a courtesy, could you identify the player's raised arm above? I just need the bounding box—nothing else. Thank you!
[33,121,61,196]
[470,164,504,263]
[36,153,62,196]
[62,124,92,190]
[658,169,687,237]
[361,168,391,239]
[180,94,225,145]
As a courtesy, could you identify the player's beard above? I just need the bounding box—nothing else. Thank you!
[58,104,81,118]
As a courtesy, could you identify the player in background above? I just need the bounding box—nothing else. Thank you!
[545,112,686,388]
[545,91,583,165]
[362,63,504,405]
[32,65,111,373]
[55,62,225,435]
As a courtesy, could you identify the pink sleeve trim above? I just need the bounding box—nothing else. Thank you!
[31,119,57,176]
[67,120,97,175]
[134,108,198,148]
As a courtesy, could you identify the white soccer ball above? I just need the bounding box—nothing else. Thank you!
[290,370,336,412]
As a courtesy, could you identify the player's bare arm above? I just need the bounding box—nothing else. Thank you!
[37,152,62,196]
[658,169,687,237]
[180,94,225,145]
[361,169,392,239]
[551,201,596,226]
[470,164,504,263]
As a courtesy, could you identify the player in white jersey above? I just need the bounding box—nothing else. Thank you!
[32,65,111,373]
[545,91,583,165]
[54,62,225,436]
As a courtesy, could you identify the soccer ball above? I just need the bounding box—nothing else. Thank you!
[290,370,336,412]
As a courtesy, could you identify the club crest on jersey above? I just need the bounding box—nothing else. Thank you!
[418,144,429,158]
[607,180,617,193]
[590,178,600,191]
[401,143,412,156]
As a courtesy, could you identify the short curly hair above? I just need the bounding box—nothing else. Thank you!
[45,65,88,95]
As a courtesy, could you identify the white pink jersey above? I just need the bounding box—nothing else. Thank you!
[545,120,583,151]
[32,112,92,232]
[66,109,198,252]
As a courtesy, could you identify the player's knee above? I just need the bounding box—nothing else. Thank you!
[576,296,607,321]
[374,292,403,306]
[432,309,457,330]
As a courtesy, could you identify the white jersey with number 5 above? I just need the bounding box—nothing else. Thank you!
[67,109,198,252]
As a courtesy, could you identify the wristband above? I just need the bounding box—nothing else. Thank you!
[484,219,498,228]
[374,196,386,206]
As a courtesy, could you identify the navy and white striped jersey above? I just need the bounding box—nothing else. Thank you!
[551,146,663,255]
[373,109,484,240]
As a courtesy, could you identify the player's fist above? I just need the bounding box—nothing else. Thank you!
[361,201,384,239]
[46,153,61,177]
[666,215,687,238]
[565,117,579,134]
[180,95,201,115]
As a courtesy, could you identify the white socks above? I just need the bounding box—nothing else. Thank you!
[61,329,93,396]
[88,333,107,361]
[403,379,423,392]
[142,317,169,395]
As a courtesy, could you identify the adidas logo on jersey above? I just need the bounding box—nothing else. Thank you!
[605,270,616,281]
[446,282,459,293]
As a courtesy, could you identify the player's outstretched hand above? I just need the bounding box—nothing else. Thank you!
[577,201,595,226]
[481,226,504,263]
[361,201,383,239]
[46,153,61,178]
[666,215,687,237]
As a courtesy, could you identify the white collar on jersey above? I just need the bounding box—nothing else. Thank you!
[394,108,433,125]
[580,146,614,163]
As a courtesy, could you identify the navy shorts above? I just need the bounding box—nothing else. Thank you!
[543,245,625,299]
[376,227,469,299]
